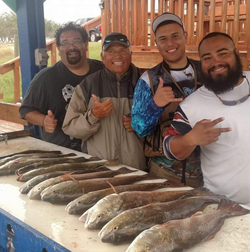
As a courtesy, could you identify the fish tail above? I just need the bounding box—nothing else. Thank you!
[218,198,250,217]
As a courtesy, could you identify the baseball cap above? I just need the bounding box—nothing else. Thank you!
[102,32,130,51]
[152,12,184,33]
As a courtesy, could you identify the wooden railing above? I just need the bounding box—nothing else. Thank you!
[0,57,20,103]
[0,102,30,126]
[0,40,58,104]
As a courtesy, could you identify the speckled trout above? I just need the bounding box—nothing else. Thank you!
[0,150,61,162]
[16,155,101,175]
[125,199,250,252]
[0,152,76,175]
[17,160,112,182]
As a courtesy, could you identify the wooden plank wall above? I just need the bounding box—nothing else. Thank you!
[100,0,250,70]
[0,102,31,126]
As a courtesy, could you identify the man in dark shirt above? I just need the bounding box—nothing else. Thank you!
[19,22,103,151]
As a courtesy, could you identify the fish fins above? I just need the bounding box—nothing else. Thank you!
[116,167,136,173]
[104,159,120,166]
[163,179,185,188]
[202,221,225,242]
[16,174,22,182]
[88,156,102,161]
[217,198,250,216]
[106,181,119,195]
[60,172,76,181]
[191,211,203,217]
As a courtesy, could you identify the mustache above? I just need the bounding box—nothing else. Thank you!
[208,64,229,74]
[208,63,229,74]
[66,49,80,55]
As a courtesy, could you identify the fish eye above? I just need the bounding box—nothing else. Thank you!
[97,214,102,219]
[38,188,41,191]
[113,226,118,230]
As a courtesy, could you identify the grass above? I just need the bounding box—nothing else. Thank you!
[0,42,101,103]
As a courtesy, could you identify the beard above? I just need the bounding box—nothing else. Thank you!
[66,49,82,65]
[201,52,243,94]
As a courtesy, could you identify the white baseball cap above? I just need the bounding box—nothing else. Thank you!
[152,12,184,33]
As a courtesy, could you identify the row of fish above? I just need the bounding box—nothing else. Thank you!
[80,188,250,251]
[1,149,250,252]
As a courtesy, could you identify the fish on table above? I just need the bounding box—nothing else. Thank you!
[99,196,221,244]
[19,170,89,194]
[125,199,250,252]
[40,174,157,204]
[83,187,218,229]
[66,181,171,215]
[16,155,100,175]
[0,150,62,161]
[0,152,94,176]
[17,160,112,182]
[0,151,65,167]
[20,167,130,195]
[27,167,136,200]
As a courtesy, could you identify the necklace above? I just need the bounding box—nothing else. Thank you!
[215,77,250,106]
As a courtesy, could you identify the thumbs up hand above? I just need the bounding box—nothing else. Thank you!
[43,110,58,133]
[91,94,113,118]
[153,78,183,107]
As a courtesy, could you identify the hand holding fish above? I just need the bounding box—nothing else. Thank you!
[153,78,183,107]
[92,94,113,118]
[43,110,58,133]
[123,115,134,132]
[189,117,232,145]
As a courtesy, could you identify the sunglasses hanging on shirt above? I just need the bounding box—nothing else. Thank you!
[215,76,250,106]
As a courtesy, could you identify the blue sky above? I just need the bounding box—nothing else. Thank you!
[0,0,101,24]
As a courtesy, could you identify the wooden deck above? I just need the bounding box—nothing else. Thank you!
[0,119,23,134]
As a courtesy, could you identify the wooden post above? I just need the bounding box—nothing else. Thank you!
[221,0,228,32]
[246,0,250,70]
[13,60,20,103]
[209,0,216,32]
[187,0,195,45]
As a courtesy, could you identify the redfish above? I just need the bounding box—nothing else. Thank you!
[99,196,220,244]
[125,199,250,252]
[66,181,170,215]
[83,187,216,229]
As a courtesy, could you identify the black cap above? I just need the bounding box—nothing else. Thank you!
[102,32,130,51]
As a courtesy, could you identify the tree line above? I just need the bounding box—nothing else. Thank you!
[0,12,61,43]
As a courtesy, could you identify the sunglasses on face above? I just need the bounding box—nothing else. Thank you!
[103,34,129,45]
[215,77,250,106]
